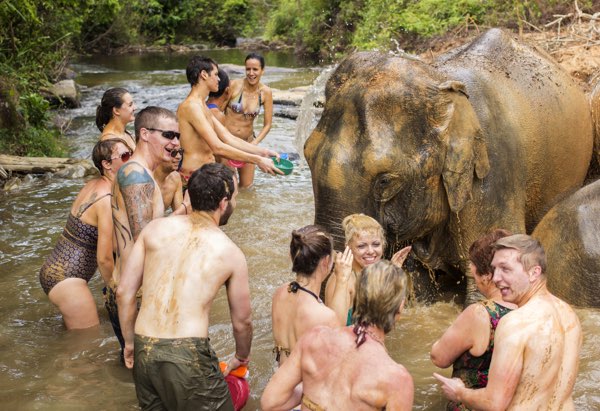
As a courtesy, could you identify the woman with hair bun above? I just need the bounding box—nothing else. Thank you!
[96,87,137,152]
[271,225,339,366]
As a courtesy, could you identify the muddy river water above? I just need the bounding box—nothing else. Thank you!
[0,50,598,410]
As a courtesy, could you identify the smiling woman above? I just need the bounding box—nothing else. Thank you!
[97,87,137,152]
[224,53,274,188]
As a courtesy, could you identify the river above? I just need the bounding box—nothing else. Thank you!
[0,49,598,410]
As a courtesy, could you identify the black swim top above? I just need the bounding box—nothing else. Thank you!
[229,88,262,118]
[288,281,323,303]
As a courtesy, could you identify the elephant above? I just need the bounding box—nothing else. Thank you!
[532,179,600,307]
[304,28,594,301]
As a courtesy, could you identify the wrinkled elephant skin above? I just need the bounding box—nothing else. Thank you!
[304,29,593,296]
[533,180,600,307]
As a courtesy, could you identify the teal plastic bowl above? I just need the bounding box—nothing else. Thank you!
[272,157,293,175]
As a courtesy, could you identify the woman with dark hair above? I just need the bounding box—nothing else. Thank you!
[39,139,132,329]
[430,228,517,411]
[224,52,273,188]
[96,87,137,152]
[271,225,339,366]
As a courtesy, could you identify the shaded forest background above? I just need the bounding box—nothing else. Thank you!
[0,0,598,156]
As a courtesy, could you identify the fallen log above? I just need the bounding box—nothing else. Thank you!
[0,154,97,175]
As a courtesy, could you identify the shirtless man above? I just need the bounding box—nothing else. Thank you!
[106,106,183,355]
[434,234,582,410]
[117,163,252,410]
[153,147,183,213]
[177,55,280,182]
[261,260,414,411]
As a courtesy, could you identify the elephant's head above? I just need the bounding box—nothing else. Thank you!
[304,52,490,268]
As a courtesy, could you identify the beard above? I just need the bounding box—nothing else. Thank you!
[219,201,234,226]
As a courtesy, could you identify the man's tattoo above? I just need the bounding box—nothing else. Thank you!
[118,165,155,241]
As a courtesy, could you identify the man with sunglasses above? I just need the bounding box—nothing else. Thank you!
[177,55,282,184]
[117,163,251,411]
[106,106,188,360]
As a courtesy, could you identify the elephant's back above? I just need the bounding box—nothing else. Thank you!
[533,180,600,307]
[437,28,593,230]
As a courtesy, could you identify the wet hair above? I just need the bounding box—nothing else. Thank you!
[342,213,386,249]
[208,69,230,99]
[469,229,512,276]
[186,55,218,87]
[92,138,123,175]
[245,52,265,69]
[494,234,547,274]
[134,106,177,142]
[352,260,407,334]
[290,225,334,276]
[96,87,129,131]
[188,162,235,211]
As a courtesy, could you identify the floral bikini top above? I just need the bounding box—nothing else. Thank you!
[447,300,513,411]
[229,88,262,118]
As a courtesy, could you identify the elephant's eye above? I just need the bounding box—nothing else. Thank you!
[374,173,401,202]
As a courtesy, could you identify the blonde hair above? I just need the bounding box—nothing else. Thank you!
[494,234,546,274]
[352,260,407,333]
[342,213,385,248]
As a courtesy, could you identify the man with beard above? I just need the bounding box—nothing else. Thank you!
[117,163,251,411]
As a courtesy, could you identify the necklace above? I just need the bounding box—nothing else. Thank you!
[365,328,386,349]
[353,322,387,351]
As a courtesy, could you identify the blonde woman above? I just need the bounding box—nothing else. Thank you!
[96,87,137,151]
[326,213,411,325]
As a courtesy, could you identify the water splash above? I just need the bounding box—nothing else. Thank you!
[293,66,336,159]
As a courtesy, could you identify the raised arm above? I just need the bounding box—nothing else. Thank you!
[223,245,253,375]
[116,228,147,369]
[117,162,156,241]
[253,87,273,145]
[325,247,354,326]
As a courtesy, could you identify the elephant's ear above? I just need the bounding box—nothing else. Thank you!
[436,81,490,213]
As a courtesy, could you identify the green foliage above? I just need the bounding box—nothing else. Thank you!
[352,0,494,49]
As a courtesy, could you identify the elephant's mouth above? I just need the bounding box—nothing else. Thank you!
[410,231,443,269]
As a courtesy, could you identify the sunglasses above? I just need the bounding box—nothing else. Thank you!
[146,127,181,140]
[110,151,132,162]
[170,148,184,158]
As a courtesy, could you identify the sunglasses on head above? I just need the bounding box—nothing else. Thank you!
[146,127,181,140]
[110,151,132,162]
[170,148,184,158]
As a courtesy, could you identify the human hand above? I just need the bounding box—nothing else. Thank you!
[257,156,283,175]
[264,148,279,159]
[124,344,135,369]
[224,354,248,377]
[334,246,354,283]
[433,372,464,402]
[391,246,412,268]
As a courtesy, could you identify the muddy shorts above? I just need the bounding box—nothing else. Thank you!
[134,334,234,411]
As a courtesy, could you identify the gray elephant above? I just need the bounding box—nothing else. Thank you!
[532,179,600,307]
[304,28,594,300]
